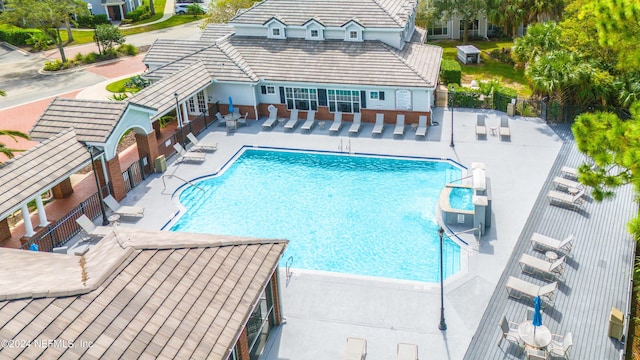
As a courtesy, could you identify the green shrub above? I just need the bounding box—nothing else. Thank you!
[94,14,110,25]
[44,60,64,71]
[76,15,94,28]
[121,19,133,25]
[74,52,85,62]
[84,52,99,63]
[117,43,138,56]
[26,33,53,51]
[0,27,41,46]
[112,93,128,101]
[450,86,483,108]
[493,86,518,112]
[440,59,462,85]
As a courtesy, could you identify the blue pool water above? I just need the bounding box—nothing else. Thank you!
[449,187,474,211]
[170,149,463,282]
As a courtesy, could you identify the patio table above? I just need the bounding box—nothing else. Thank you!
[518,321,551,349]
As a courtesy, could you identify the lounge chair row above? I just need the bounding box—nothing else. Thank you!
[547,166,587,209]
[343,337,418,360]
[475,115,511,140]
[262,107,428,139]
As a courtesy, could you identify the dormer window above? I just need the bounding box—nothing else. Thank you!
[304,19,325,40]
[265,17,287,39]
[342,20,364,42]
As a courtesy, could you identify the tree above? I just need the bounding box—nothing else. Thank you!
[94,24,125,56]
[187,3,205,17]
[205,0,260,25]
[0,0,89,62]
[572,102,640,238]
[0,130,30,164]
[431,0,486,43]
[486,0,525,38]
[594,0,640,70]
[512,22,561,66]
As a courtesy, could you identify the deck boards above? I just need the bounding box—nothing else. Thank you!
[463,124,636,359]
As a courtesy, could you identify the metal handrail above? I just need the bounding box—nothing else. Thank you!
[448,174,473,184]
[162,174,205,192]
[285,256,294,281]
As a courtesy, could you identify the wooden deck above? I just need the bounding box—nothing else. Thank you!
[463,125,636,359]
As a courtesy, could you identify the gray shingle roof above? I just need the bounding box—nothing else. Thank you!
[143,39,215,65]
[200,23,235,42]
[228,37,441,87]
[230,0,417,28]
[30,98,129,143]
[0,227,287,359]
[0,129,89,219]
[130,61,214,120]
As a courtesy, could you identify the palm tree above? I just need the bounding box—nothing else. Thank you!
[0,130,31,164]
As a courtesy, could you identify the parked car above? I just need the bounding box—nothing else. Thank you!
[175,3,205,14]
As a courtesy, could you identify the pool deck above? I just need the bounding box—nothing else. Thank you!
[110,108,635,359]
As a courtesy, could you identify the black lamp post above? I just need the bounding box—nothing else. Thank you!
[449,85,455,148]
[438,226,447,331]
[86,145,109,226]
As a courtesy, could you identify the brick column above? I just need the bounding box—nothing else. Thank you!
[51,178,74,199]
[235,327,250,360]
[271,270,283,326]
[93,159,106,189]
[135,132,159,172]
[0,218,11,242]
[105,155,126,201]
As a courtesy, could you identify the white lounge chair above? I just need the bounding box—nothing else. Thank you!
[397,343,418,360]
[560,166,578,179]
[505,276,557,307]
[553,176,583,191]
[187,133,217,152]
[394,114,405,137]
[284,109,299,131]
[349,113,362,134]
[104,195,145,218]
[415,115,428,138]
[329,111,343,133]
[519,253,566,279]
[215,112,226,127]
[476,114,487,138]
[500,116,511,139]
[547,189,584,209]
[263,105,278,128]
[343,337,366,360]
[301,110,316,132]
[372,113,385,136]
[173,143,206,163]
[531,233,574,254]
[75,214,113,239]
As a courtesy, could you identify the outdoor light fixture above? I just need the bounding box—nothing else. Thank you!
[450,85,455,148]
[438,226,447,331]
[86,145,109,226]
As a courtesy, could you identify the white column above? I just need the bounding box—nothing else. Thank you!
[21,203,35,237]
[427,90,433,111]
[35,195,49,227]
[252,85,259,121]
[181,101,190,124]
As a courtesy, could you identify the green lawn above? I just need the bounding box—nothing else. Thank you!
[134,0,167,25]
[60,15,204,45]
[106,77,135,93]
[432,40,532,96]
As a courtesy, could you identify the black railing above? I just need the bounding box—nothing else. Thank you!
[21,186,108,252]
[122,155,149,194]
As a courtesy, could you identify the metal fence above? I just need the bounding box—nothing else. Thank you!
[20,187,109,252]
[122,155,150,194]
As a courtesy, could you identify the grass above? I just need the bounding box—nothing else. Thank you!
[59,15,204,45]
[133,0,167,25]
[431,40,532,96]
[106,77,135,93]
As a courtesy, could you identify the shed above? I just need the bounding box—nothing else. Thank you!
[456,45,481,64]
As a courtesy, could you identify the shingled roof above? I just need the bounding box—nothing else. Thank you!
[131,61,215,120]
[30,98,133,143]
[143,39,215,66]
[0,227,287,359]
[230,0,417,28]
[200,23,235,42]
[0,129,89,219]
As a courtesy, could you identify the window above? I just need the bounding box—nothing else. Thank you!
[261,85,276,95]
[370,91,378,100]
[429,20,448,36]
[196,91,207,114]
[328,89,360,113]
[310,29,318,37]
[188,97,196,113]
[247,283,275,360]
[284,87,318,111]
[460,19,479,39]
[349,31,358,39]
[266,86,275,94]
[272,28,280,36]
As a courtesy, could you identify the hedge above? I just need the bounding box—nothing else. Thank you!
[493,87,518,112]
[0,27,41,46]
[440,59,462,85]
[450,87,483,108]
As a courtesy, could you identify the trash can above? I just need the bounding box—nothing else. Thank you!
[507,103,515,116]
[154,155,167,173]
[608,307,624,341]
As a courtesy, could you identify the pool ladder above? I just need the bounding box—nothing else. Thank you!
[338,139,352,153]
[162,174,205,192]
[285,256,294,282]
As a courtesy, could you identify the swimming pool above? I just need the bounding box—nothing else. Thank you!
[170,149,463,282]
